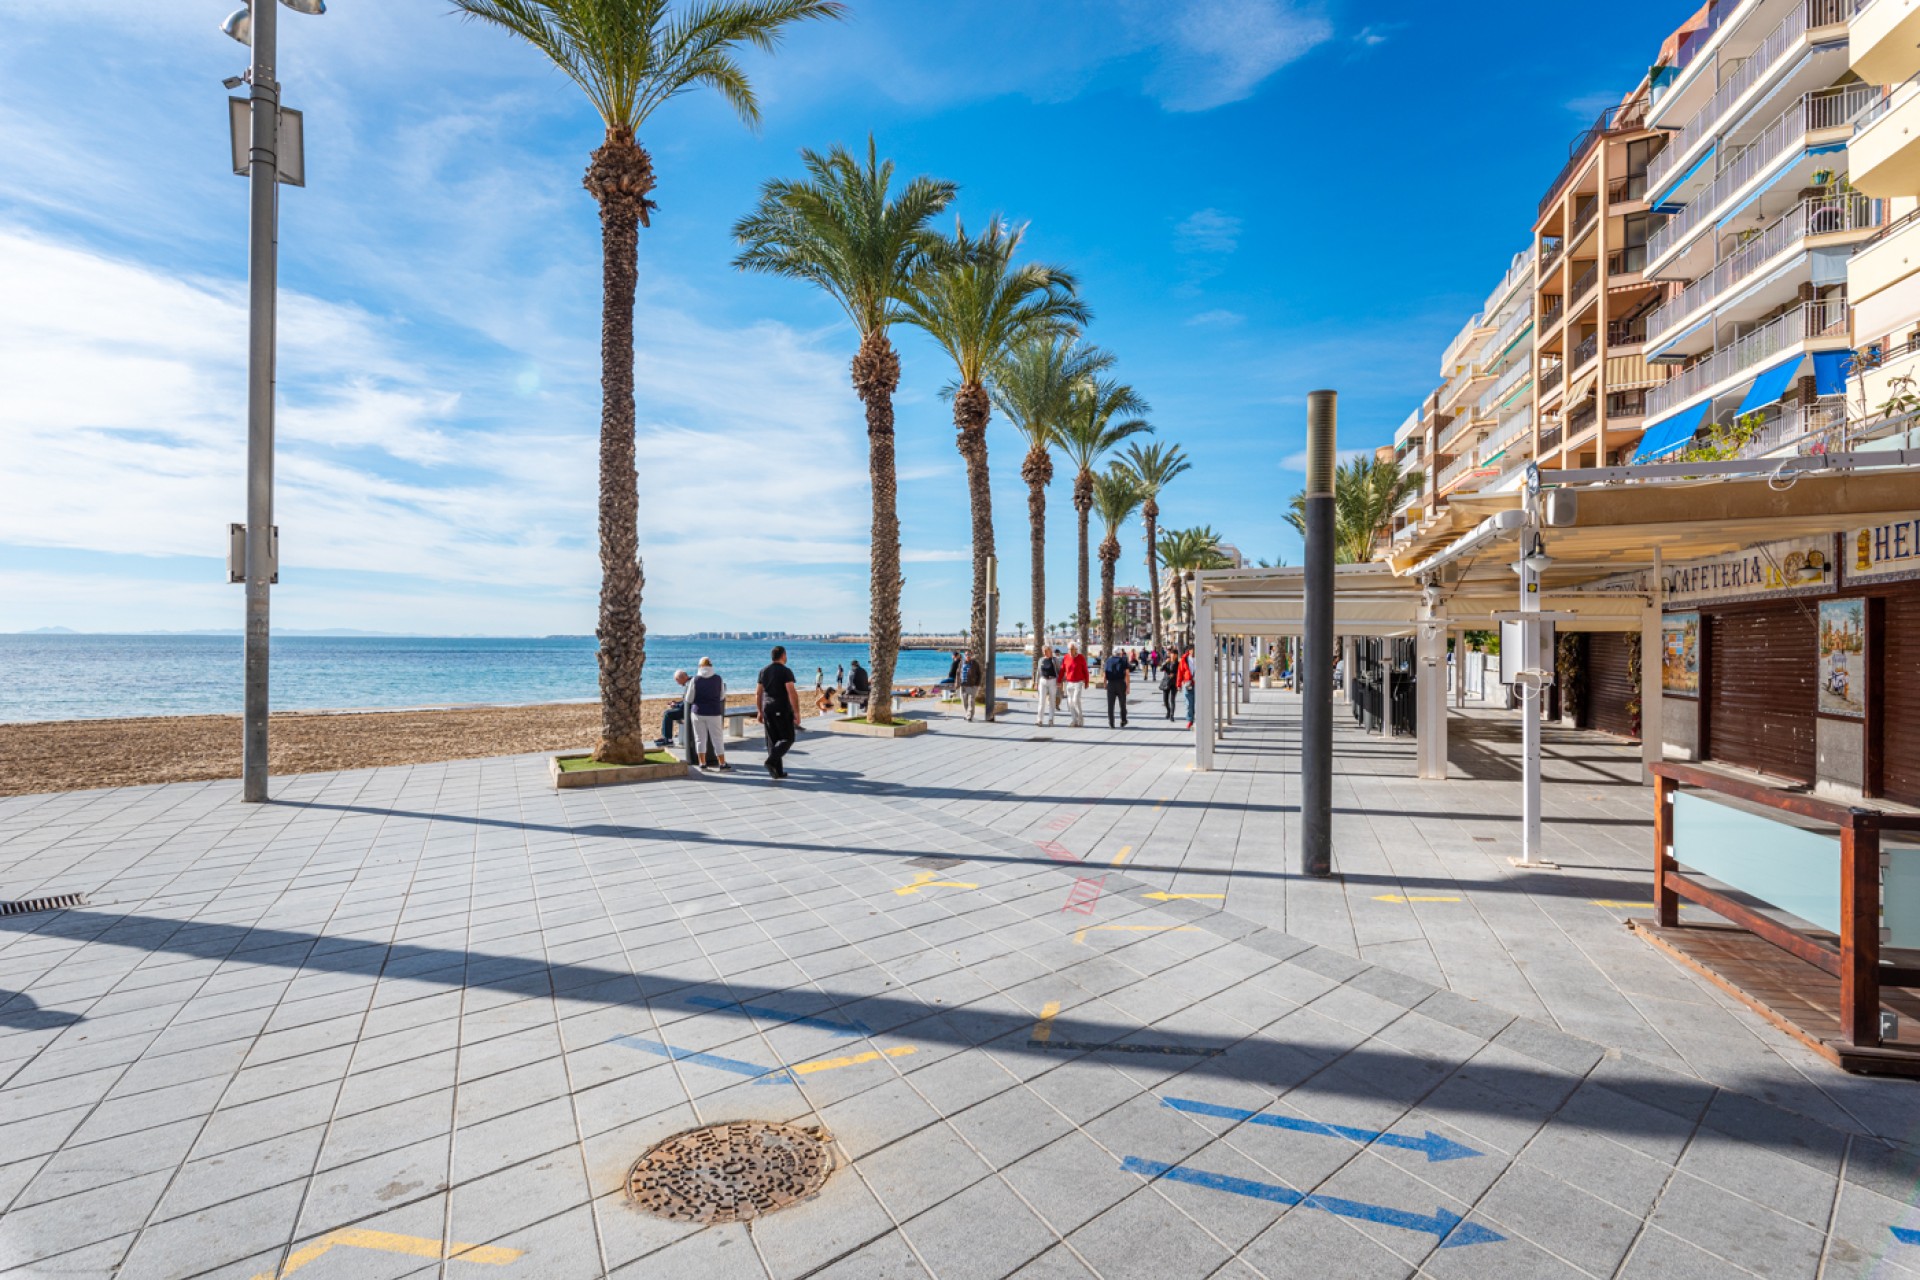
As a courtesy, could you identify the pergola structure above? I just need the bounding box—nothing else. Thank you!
[1189,465,1920,780]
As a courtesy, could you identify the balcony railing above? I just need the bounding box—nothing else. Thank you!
[1539,237,1564,275]
[1481,406,1533,460]
[1608,388,1651,417]
[1648,0,1815,197]
[1608,245,1647,275]
[1437,451,1479,492]
[1647,83,1881,267]
[1538,99,1652,218]
[1540,295,1565,330]
[1570,195,1601,245]
[1571,332,1600,370]
[1645,193,1881,346]
[1734,396,1849,458]
[1567,400,1599,439]
[1610,171,1649,205]
[1608,319,1648,346]
[1569,263,1599,309]
[1476,358,1533,417]
[1539,419,1565,453]
[1668,0,1737,82]
[1540,362,1565,396]
[1644,298,1848,419]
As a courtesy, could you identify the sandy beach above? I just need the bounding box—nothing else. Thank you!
[0,695,759,797]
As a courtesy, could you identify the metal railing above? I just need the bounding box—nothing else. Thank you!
[1608,319,1648,346]
[1569,262,1599,310]
[1538,99,1652,218]
[1645,193,1882,346]
[1647,83,1881,268]
[1571,332,1600,370]
[1540,362,1565,395]
[1610,171,1649,205]
[1540,296,1565,331]
[1733,397,1848,457]
[1647,0,1814,197]
[1539,237,1564,275]
[1436,450,1478,492]
[1609,245,1647,275]
[1608,388,1651,417]
[1476,358,1533,417]
[1539,419,1565,452]
[1644,298,1848,418]
[1570,195,1601,245]
[1567,400,1599,438]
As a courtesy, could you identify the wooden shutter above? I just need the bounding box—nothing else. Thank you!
[1884,590,1920,806]
[1588,632,1638,740]
[1707,603,1816,784]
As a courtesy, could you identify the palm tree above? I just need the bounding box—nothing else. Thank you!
[1116,441,1189,657]
[452,0,843,762]
[1156,525,1230,638]
[988,338,1116,674]
[733,140,956,722]
[1058,378,1151,656]
[910,220,1086,660]
[1093,466,1144,658]
[1286,455,1424,564]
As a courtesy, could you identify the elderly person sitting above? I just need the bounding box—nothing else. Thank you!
[651,669,692,747]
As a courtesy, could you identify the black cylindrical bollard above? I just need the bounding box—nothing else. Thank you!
[1302,390,1336,877]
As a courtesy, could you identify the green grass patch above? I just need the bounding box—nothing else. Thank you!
[840,717,901,727]
[557,751,680,772]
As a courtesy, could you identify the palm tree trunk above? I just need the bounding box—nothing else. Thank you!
[585,136,655,764]
[854,329,902,721]
[954,383,994,663]
[1142,501,1161,656]
[1099,536,1118,658]
[1074,468,1093,659]
[1022,445,1051,677]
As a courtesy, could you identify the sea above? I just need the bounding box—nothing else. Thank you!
[0,635,971,723]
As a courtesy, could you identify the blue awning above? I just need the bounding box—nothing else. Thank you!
[1737,355,1806,415]
[1651,146,1714,213]
[1634,401,1713,462]
[1813,349,1853,394]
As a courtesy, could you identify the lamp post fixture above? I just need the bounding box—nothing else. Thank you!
[223,0,323,802]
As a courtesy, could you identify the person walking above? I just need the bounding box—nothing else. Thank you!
[815,666,824,691]
[836,662,845,687]
[958,651,983,721]
[1178,646,1196,729]
[684,659,731,772]
[1159,652,1179,721]
[757,645,801,780]
[1060,642,1088,728]
[1103,647,1131,728]
[651,669,692,747]
[1034,645,1059,727]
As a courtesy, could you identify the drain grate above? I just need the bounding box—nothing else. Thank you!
[1473,837,1496,844]
[906,856,967,871]
[0,893,86,917]
[628,1121,834,1223]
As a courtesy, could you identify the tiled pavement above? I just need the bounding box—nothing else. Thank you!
[2,690,1918,1279]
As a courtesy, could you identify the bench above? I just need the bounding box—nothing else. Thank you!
[679,705,763,753]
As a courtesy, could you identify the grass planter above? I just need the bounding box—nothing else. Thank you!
[825,717,929,739]
[550,750,689,789]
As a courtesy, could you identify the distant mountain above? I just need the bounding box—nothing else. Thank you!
[19,626,78,634]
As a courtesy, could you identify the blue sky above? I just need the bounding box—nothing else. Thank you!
[0,0,1675,636]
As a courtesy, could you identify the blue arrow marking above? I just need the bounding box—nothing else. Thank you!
[1894,1226,1920,1246]
[1122,1157,1504,1248]
[1160,1096,1483,1163]
[686,995,868,1037]
[608,1035,793,1084]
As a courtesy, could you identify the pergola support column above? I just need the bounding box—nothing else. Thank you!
[1195,600,1214,770]
[1641,548,1664,785]
[1416,593,1448,780]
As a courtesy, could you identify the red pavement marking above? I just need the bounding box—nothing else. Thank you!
[1036,840,1081,863]
[1063,876,1106,914]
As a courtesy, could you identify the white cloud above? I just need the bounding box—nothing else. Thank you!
[1141,0,1335,112]
[1187,309,1246,328]
[1176,209,1242,255]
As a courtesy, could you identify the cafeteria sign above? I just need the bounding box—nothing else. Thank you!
[1660,535,1834,606]
[1848,512,1920,584]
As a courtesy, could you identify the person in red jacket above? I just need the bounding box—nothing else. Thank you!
[1176,647,1195,729]
[1058,642,1089,727]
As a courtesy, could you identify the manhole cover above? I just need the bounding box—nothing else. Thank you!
[627,1121,834,1223]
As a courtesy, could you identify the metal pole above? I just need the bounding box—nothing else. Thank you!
[1511,465,1557,869]
[1302,390,1336,878]
[242,0,281,803]
[984,555,999,723]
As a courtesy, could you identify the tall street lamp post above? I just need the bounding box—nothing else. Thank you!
[222,0,323,802]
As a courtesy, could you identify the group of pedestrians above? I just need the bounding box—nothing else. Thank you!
[1030,642,1198,730]
[650,645,817,781]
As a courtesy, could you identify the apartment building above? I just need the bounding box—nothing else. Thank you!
[1845,0,1920,443]
[1532,74,1674,470]
[1633,0,1881,463]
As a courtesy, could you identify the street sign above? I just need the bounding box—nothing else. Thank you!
[228,98,305,186]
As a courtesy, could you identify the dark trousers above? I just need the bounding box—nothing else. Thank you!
[1162,684,1177,719]
[1106,685,1128,727]
[660,704,684,741]
[764,713,795,775]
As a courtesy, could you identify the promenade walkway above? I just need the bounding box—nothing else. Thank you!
[1,690,1917,1278]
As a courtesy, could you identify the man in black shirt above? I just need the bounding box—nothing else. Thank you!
[757,645,802,780]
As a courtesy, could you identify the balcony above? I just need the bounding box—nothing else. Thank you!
[1646,193,1883,350]
[1570,195,1602,246]
[1608,319,1648,346]
[1476,358,1533,418]
[1539,237,1565,276]
[1567,400,1599,440]
[1571,332,1600,370]
[1644,297,1848,419]
[1539,419,1565,453]
[1569,263,1600,311]
[1540,295,1565,331]
[1646,82,1881,272]
[1852,78,1920,199]
[1481,299,1535,366]
[1608,245,1648,278]
[1852,0,1920,86]
[1850,209,1920,342]
[1540,362,1565,396]
[1538,99,1652,219]
[1610,172,1649,205]
[1481,405,1533,459]
[1735,396,1849,457]
[1645,0,1857,202]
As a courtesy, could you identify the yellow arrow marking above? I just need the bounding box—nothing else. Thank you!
[252,1229,522,1280]
[1031,1001,1060,1043]
[895,871,979,896]
[1371,894,1463,904]
[1073,925,1199,944]
[1111,845,1134,866]
[1591,900,1690,909]
[1142,891,1223,901]
[789,1046,916,1076]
